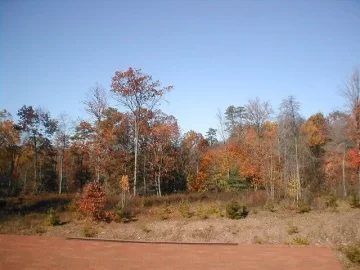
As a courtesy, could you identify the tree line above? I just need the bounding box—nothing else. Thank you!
[1,67,359,202]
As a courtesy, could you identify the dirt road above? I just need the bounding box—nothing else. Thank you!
[0,234,342,269]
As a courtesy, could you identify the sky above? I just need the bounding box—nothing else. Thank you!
[1,0,359,135]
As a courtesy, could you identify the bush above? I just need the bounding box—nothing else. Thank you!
[264,201,276,212]
[158,204,171,220]
[82,224,98,237]
[208,204,222,217]
[77,182,107,220]
[297,201,311,213]
[287,224,299,235]
[226,201,248,219]
[253,236,264,244]
[349,194,360,208]
[196,205,209,220]
[289,237,309,245]
[344,242,360,265]
[48,208,60,226]
[114,204,132,223]
[324,194,338,209]
[66,200,78,212]
[178,200,192,218]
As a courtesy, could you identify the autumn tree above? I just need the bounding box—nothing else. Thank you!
[302,113,328,193]
[111,68,173,196]
[181,131,208,191]
[339,68,360,196]
[325,111,350,196]
[16,106,57,193]
[244,98,273,194]
[0,110,21,196]
[71,121,95,190]
[146,111,179,196]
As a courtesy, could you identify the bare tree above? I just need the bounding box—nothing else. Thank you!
[83,83,108,123]
[339,68,360,196]
[246,98,273,137]
[278,96,302,203]
[56,113,72,194]
[83,83,108,182]
[246,98,274,198]
[326,111,350,197]
[217,109,231,181]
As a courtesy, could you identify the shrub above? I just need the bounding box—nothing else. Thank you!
[77,182,107,220]
[196,205,209,220]
[48,208,60,226]
[324,194,338,209]
[349,194,360,209]
[288,237,309,245]
[35,226,47,235]
[82,224,98,237]
[178,200,192,218]
[253,236,264,244]
[140,224,152,233]
[344,242,360,265]
[66,200,78,212]
[158,204,171,220]
[114,204,132,223]
[287,224,299,235]
[208,204,222,217]
[297,201,311,213]
[264,201,276,212]
[226,201,248,219]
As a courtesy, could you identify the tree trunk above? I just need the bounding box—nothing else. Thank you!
[39,158,42,192]
[358,166,360,197]
[96,156,100,182]
[158,171,162,197]
[342,146,347,198]
[59,155,63,194]
[270,151,274,201]
[143,155,147,196]
[23,170,27,193]
[295,137,301,204]
[133,118,138,196]
[33,136,37,193]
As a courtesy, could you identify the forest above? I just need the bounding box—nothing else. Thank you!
[1,67,360,203]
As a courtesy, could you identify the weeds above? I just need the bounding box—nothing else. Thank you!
[324,194,338,210]
[48,208,60,226]
[286,237,309,245]
[349,194,360,209]
[297,201,311,213]
[114,204,132,223]
[264,202,276,212]
[287,224,299,235]
[253,236,264,244]
[82,223,98,237]
[157,204,171,220]
[178,200,192,218]
[196,205,209,220]
[226,201,248,219]
[140,224,152,233]
[343,242,360,265]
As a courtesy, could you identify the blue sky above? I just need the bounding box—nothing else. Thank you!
[1,0,359,135]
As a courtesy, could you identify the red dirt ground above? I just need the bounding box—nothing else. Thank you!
[0,234,342,270]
